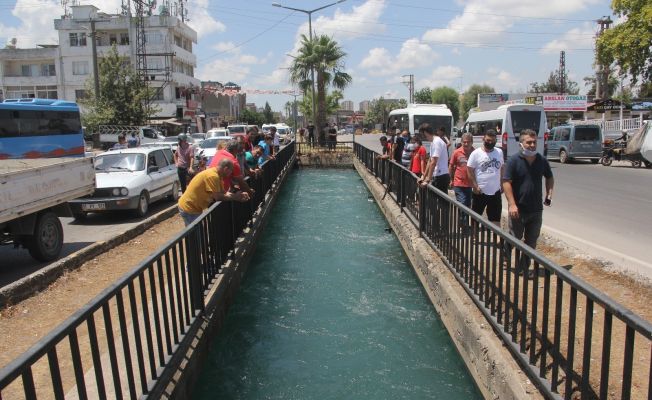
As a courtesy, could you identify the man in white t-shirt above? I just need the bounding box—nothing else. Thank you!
[418,124,450,193]
[466,129,504,225]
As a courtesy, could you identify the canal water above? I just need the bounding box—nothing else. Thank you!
[193,169,482,399]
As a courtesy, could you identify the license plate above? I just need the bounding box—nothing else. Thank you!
[82,203,106,211]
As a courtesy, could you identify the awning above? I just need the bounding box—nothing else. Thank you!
[163,118,183,126]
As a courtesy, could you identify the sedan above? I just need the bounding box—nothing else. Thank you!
[195,136,233,163]
[69,147,180,219]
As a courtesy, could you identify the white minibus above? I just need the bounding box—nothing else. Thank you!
[461,104,547,159]
[387,103,454,138]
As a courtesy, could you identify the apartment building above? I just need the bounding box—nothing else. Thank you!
[0,4,200,125]
[340,100,354,111]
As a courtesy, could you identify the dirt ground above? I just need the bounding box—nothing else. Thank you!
[0,214,649,398]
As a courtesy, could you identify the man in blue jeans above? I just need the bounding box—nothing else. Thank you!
[503,129,554,274]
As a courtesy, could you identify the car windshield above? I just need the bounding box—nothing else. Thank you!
[208,130,228,137]
[510,111,541,136]
[191,133,205,140]
[96,153,145,172]
[413,115,452,136]
[162,136,178,143]
[277,128,288,134]
[228,126,245,134]
[199,138,223,149]
[574,127,600,141]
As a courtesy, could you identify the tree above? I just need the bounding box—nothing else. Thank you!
[363,97,407,128]
[289,34,352,142]
[240,108,265,126]
[637,81,652,99]
[529,71,579,95]
[80,45,159,132]
[583,74,618,98]
[597,0,652,85]
[414,87,433,104]
[431,86,460,124]
[461,84,495,121]
[263,102,276,124]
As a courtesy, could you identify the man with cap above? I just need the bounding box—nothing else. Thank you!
[173,133,194,193]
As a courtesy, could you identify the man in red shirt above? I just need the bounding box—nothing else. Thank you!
[410,136,427,177]
[208,139,254,196]
[449,132,474,207]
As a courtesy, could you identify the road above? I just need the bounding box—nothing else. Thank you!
[0,200,175,288]
[347,134,652,278]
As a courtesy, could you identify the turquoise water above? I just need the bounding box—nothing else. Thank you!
[193,169,482,399]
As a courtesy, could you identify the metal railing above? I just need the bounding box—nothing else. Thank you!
[0,142,296,399]
[296,141,354,154]
[571,117,643,133]
[355,143,652,400]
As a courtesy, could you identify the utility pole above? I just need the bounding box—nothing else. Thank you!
[595,16,613,100]
[558,51,566,94]
[90,20,100,97]
[402,74,414,103]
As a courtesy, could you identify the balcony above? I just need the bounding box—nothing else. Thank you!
[1,75,58,86]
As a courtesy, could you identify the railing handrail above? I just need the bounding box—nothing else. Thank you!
[0,142,297,398]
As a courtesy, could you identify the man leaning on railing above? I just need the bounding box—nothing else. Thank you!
[177,158,250,226]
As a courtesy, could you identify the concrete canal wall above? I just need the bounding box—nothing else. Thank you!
[354,159,544,400]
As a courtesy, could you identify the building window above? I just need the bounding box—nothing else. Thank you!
[120,33,129,45]
[109,33,117,45]
[75,90,88,100]
[72,61,89,75]
[151,88,165,101]
[41,64,56,77]
[174,35,182,47]
[21,65,33,77]
[36,85,58,99]
[69,32,87,47]
[145,32,163,45]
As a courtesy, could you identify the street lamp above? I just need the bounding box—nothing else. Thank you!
[272,0,346,126]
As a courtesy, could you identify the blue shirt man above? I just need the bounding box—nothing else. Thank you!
[257,135,274,166]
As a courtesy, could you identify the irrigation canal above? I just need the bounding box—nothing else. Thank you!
[193,169,482,399]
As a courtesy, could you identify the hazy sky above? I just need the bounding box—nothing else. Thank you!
[0,0,614,112]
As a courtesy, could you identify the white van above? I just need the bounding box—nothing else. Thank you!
[461,104,547,159]
[387,104,454,138]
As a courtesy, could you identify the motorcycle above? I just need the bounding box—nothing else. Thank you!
[600,135,651,168]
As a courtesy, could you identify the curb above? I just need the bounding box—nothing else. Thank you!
[0,204,178,309]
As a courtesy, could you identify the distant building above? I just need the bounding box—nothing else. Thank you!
[1,5,202,127]
[358,100,370,113]
[201,81,246,127]
[340,100,354,111]
[246,103,257,111]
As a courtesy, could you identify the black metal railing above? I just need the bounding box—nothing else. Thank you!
[296,141,354,154]
[355,143,652,400]
[0,142,296,400]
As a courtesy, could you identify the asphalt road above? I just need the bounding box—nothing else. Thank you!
[0,199,175,288]
[347,134,652,278]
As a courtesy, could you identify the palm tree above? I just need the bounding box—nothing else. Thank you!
[289,34,352,143]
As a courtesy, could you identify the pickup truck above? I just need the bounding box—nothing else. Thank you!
[0,157,96,261]
[99,125,166,148]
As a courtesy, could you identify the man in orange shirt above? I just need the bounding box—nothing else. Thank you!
[449,133,474,208]
[208,139,254,196]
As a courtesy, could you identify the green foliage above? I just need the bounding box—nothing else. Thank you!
[80,45,159,132]
[431,86,460,124]
[583,74,618,98]
[414,88,433,104]
[638,81,652,99]
[289,34,352,139]
[240,108,265,126]
[529,71,579,95]
[364,97,407,126]
[263,102,276,124]
[597,0,652,84]
[461,84,495,121]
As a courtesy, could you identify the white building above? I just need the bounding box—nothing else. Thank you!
[340,100,353,111]
[0,5,201,126]
[359,100,370,113]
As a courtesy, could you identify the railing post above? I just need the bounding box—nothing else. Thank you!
[186,227,205,313]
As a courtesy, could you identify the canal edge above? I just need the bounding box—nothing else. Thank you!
[353,159,544,400]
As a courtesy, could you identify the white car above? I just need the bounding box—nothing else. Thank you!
[206,128,230,138]
[69,147,180,218]
[195,136,233,163]
[159,135,197,153]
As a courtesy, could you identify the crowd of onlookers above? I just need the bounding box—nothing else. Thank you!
[377,123,554,276]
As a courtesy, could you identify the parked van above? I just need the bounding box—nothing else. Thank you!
[547,124,602,163]
[387,103,454,137]
[461,104,547,160]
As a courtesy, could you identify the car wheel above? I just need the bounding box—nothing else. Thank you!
[135,191,149,217]
[559,150,568,164]
[27,211,63,262]
[168,181,180,201]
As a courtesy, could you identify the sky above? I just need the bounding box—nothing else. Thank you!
[0,0,615,113]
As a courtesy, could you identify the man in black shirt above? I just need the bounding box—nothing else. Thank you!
[307,121,315,147]
[503,129,554,274]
